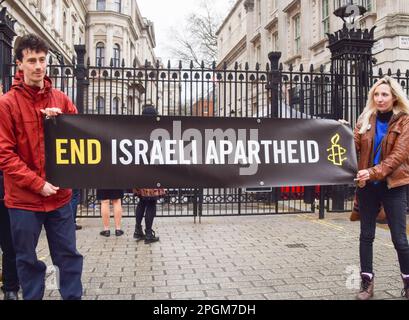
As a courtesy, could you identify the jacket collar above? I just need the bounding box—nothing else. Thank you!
[11,70,53,100]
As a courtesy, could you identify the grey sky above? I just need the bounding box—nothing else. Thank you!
[137,0,234,62]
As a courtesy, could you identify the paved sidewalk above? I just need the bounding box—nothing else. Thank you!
[37,212,407,300]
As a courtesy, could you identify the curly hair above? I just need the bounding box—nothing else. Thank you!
[14,33,49,62]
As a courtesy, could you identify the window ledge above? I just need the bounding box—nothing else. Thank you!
[309,38,328,52]
[284,54,301,65]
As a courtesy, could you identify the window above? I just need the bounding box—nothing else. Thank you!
[72,26,76,44]
[272,32,278,51]
[96,0,105,11]
[256,0,261,26]
[96,97,105,114]
[270,0,278,12]
[322,0,330,37]
[113,44,121,67]
[62,12,67,41]
[112,97,120,114]
[114,0,121,13]
[366,0,373,11]
[256,44,261,64]
[96,42,105,66]
[293,15,301,55]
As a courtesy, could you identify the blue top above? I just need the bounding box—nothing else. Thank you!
[373,111,393,166]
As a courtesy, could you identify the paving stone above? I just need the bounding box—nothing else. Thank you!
[32,213,407,300]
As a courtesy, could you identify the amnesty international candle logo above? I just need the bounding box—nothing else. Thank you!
[327,134,347,166]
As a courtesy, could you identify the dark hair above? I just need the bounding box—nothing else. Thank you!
[142,105,158,116]
[15,34,49,62]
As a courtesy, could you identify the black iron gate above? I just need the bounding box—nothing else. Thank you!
[3,7,408,219]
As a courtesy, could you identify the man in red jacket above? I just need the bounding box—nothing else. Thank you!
[0,34,83,300]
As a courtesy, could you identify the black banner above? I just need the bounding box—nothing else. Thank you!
[44,115,357,188]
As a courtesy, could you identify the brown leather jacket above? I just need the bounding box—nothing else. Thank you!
[354,112,409,189]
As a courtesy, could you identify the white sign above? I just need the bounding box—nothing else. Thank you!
[372,40,384,55]
[399,36,409,49]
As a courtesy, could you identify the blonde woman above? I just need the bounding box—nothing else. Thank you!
[354,76,409,300]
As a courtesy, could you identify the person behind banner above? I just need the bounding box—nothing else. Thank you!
[0,34,83,300]
[133,105,166,244]
[354,76,409,300]
[97,189,124,237]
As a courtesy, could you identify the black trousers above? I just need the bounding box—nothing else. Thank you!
[135,198,156,230]
[0,201,19,292]
[357,182,409,275]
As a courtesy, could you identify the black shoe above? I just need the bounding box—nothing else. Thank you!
[115,229,124,237]
[75,224,82,230]
[144,229,159,244]
[133,224,145,241]
[100,230,110,237]
[4,291,18,300]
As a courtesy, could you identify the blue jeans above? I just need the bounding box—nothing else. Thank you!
[8,203,83,300]
[357,182,409,275]
[70,189,80,222]
[0,201,19,293]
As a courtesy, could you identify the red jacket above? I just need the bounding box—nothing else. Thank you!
[0,71,77,212]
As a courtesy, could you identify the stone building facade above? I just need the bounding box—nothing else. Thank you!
[217,0,409,72]
[0,0,163,115]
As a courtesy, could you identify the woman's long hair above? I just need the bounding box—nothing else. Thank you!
[358,76,409,134]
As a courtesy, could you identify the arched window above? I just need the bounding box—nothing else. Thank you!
[96,96,105,114]
[96,0,105,10]
[96,42,105,67]
[114,0,121,13]
[113,44,121,67]
[112,97,120,114]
